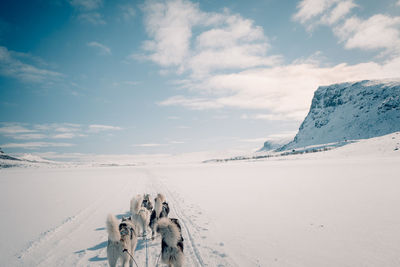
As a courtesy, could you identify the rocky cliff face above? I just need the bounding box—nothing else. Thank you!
[279,79,400,151]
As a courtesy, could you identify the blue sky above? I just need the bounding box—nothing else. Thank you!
[0,0,399,158]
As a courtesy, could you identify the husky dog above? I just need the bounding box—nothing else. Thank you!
[130,194,151,236]
[142,193,153,211]
[106,214,138,267]
[156,217,184,267]
[149,193,170,239]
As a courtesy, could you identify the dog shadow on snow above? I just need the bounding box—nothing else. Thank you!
[75,211,157,262]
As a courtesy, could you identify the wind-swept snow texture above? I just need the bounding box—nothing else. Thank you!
[281,79,400,150]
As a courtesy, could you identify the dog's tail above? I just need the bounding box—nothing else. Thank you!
[154,194,165,218]
[106,214,120,242]
[130,194,143,215]
[138,207,150,234]
[156,218,181,247]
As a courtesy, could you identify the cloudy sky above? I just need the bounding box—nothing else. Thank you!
[0,0,399,157]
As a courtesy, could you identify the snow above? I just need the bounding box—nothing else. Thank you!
[0,132,400,266]
[281,79,400,150]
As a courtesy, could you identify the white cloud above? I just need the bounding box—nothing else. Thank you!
[0,124,47,140]
[78,12,106,25]
[10,133,47,140]
[0,124,35,134]
[0,46,63,84]
[133,141,184,147]
[161,56,400,120]
[69,0,103,10]
[112,81,141,87]
[169,141,184,144]
[88,124,122,132]
[68,0,106,25]
[52,133,87,139]
[123,81,140,86]
[242,113,299,121]
[320,0,357,25]
[139,0,278,77]
[140,0,205,68]
[1,142,74,149]
[87,41,111,55]
[293,0,338,23]
[119,5,136,21]
[293,1,400,55]
[397,0,400,6]
[334,14,400,53]
[0,123,123,149]
[54,127,79,133]
[293,0,356,28]
[146,0,399,121]
[133,143,165,147]
[32,123,81,132]
[159,95,223,110]
[188,14,280,77]
[167,116,180,120]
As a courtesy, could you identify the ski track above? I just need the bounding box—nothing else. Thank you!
[16,168,235,266]
[16,215,76,260]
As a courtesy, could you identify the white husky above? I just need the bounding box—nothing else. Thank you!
[130,194,151,237]
[106,214,138,267]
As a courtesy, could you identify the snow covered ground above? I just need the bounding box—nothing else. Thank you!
[1,132,400,266]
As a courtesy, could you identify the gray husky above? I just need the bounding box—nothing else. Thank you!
[106,214,138,267]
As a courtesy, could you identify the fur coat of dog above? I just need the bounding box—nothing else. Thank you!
[106,214,138,267]
[156,217,184,267]
[130,194,151,236]
[142,193,153,211]
[149,193,170,239]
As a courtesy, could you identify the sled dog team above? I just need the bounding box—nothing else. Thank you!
[106,193,184,267]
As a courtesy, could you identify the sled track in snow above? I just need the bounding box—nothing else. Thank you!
[148,177,205,267]
[165,188,205,267]
[16,215,76,260]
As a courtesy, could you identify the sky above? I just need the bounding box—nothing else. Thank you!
[0,0,399,159]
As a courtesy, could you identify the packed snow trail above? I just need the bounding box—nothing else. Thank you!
[11,167,234,267]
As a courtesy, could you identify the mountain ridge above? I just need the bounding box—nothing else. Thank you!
[277,79,400,151]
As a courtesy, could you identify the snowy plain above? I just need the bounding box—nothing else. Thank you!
[1,132,400,266]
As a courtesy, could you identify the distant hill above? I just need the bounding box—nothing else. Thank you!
[0,148,20,161]
[0,149,58,168]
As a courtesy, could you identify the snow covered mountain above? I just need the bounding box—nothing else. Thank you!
[0,150,59,168]
[259,137,293,152]
[279,79,400,151]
